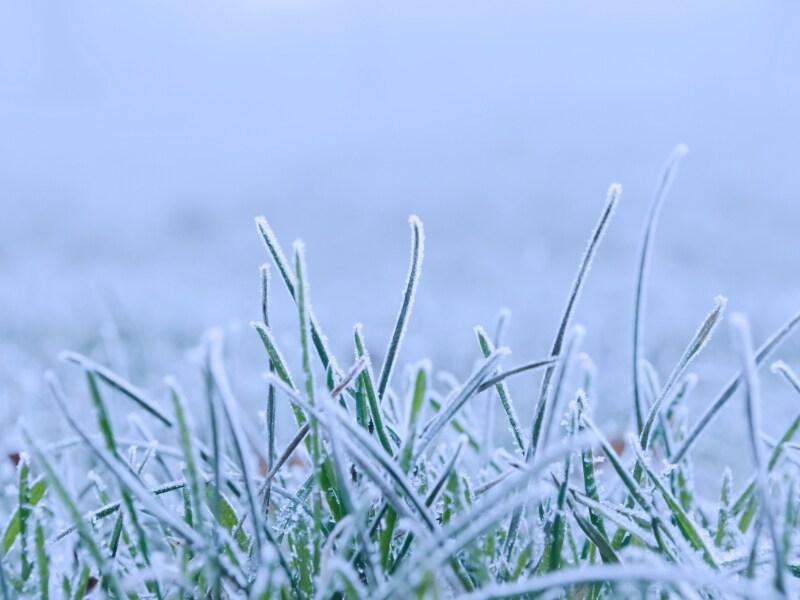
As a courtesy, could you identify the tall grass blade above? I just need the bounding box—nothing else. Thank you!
[729,313,787,593]
[632,144,689,433]
[377,215,424,401]
[504,183,621,559]
[256,216,340,375]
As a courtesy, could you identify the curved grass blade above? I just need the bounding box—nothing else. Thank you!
[732,362,800,532]
[632,144,689,433]
[527,183,621,462]
[542,325,585,449]
[377,436,591,600]
[377,215,424,401]
[581,414,676,557]
[167,377,204,537]
[266,374,437,533]
[506,183,620,561]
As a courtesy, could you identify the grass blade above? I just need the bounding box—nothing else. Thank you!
[256,216,340,375]
[632,144,689,433]
[639,295,727,451]
[729,313,787,593]
[60,351,172,428]
[377,215,424,401]
[527,183,621,462]
[475,326,525,454]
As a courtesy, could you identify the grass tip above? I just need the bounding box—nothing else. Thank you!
[770,360,789,374]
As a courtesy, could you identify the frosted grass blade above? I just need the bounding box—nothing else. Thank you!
[45,372,204,548]
[527,183,621,462]
[22,429,128,599]
[256,216,340,375]
[457,563,776,600]
[61,351,172,428]
[475,326,525,454]
[639,296,726,451]
[505,183,620,559]
[354,324,394,454]
[293,240,323,578]
[206,330,265,561]
[630,437,719,568]
[377,215,424,401]
[632,144,689,433]
[729,313,787,593]
[416,347,509,460]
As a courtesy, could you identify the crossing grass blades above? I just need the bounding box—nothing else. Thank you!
[4,147,800,598]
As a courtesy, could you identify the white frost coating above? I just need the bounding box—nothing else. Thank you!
[639,295,727,452]
[632,144,689,431]
[255,216,297,293]
[377,215,425,401]
[730,312,787,594]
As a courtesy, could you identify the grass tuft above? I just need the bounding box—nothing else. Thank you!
[4,155,800,598]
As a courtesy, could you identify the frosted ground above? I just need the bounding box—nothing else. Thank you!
[2,1,800,481]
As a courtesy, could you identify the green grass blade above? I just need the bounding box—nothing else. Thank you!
[45,372,204,548]
[206,330,265,562]
[16,455,32,582]
[60,351,172,428]
[715,467,734,550]
[630,437,719,568]
[354,324,394,454]
[475,327,525,454]
[416,347,509,460]
[294,240,323,579]
[527,183,621,462]
[167,377,205,535]
[632,144,689,433]
[22,429,127,599]
[506,183,620,562]
[256,216,340,376]
[2,477,46,557]
[639,296,726,451]
[35,521,48,600]
[377,215,424,401]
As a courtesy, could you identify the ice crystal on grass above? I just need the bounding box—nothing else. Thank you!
[5,151,800,598]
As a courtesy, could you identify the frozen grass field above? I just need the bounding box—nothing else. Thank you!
[3,1,800,597]
[4,170,800,597]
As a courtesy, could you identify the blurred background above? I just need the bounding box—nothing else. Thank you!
[2,1,799,472]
